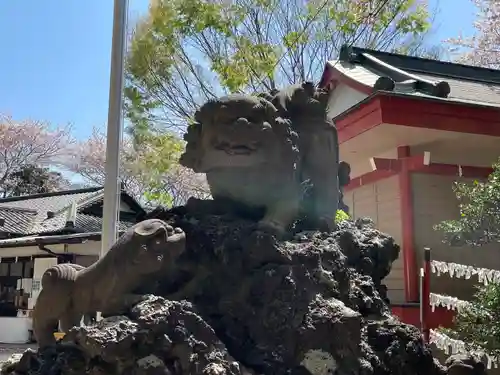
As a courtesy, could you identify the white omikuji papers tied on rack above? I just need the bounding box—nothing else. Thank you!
[431,260,500,285]
[429,293,472,313]
[430,330,498,369]
[428,259,500,369]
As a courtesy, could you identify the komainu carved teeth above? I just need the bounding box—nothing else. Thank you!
[214,141,231,150]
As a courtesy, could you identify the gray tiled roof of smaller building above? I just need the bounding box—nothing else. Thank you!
[329,45,500,108]
[75,213,136,233]
[0,187,139,235]
[0,207,37,234]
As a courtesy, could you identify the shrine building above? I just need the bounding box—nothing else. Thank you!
[319,45,500,328]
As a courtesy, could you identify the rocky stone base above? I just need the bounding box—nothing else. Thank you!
[0,202,454,375]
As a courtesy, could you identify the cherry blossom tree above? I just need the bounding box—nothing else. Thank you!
[144,163,211,206]
[0,114,74,196]
[446,0,500,68]
[2,165,71,197]
[65,127,209,206]
[64,127,143,196]
[126,0,434,131]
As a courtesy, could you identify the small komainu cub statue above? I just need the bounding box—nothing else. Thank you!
[32,219,186,348]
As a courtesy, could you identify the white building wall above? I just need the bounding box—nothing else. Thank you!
[327,83,368,119]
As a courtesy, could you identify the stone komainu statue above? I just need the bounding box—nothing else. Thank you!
[179,82,351,233]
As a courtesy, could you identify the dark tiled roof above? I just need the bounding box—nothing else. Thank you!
[0,188,102,214]
[416,72,500,106]
[0,207,37,234]
[327,45,500,107]
[75,213,136,233]
[0,187,140,235]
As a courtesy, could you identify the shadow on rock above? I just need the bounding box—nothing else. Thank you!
[445,354,487,375]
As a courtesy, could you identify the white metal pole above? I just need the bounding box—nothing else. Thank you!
[100,0,129,258]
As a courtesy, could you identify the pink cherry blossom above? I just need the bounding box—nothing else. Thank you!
[0,114,74,187]
[446,0,500,68]
[64,127,209,205]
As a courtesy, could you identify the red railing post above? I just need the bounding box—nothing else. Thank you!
[421,247,431,343]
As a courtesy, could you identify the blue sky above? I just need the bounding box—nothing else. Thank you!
[0,0,149,140]
[0,0,476,142]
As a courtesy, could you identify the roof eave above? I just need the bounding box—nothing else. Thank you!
[334,90,500,125]
[343,45,500,85]
[0,186,103,204]
[0,230,127,249]
[76,189,145,216]
[333,91,382,122]
[318,60,373,94]
[120,191,146,215]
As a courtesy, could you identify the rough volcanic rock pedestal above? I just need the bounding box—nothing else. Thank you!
[2,202,446,375]
[445,354,486,375]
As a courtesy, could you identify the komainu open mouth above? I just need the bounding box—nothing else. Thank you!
[226,145,253,155]
[214,141,259,155]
